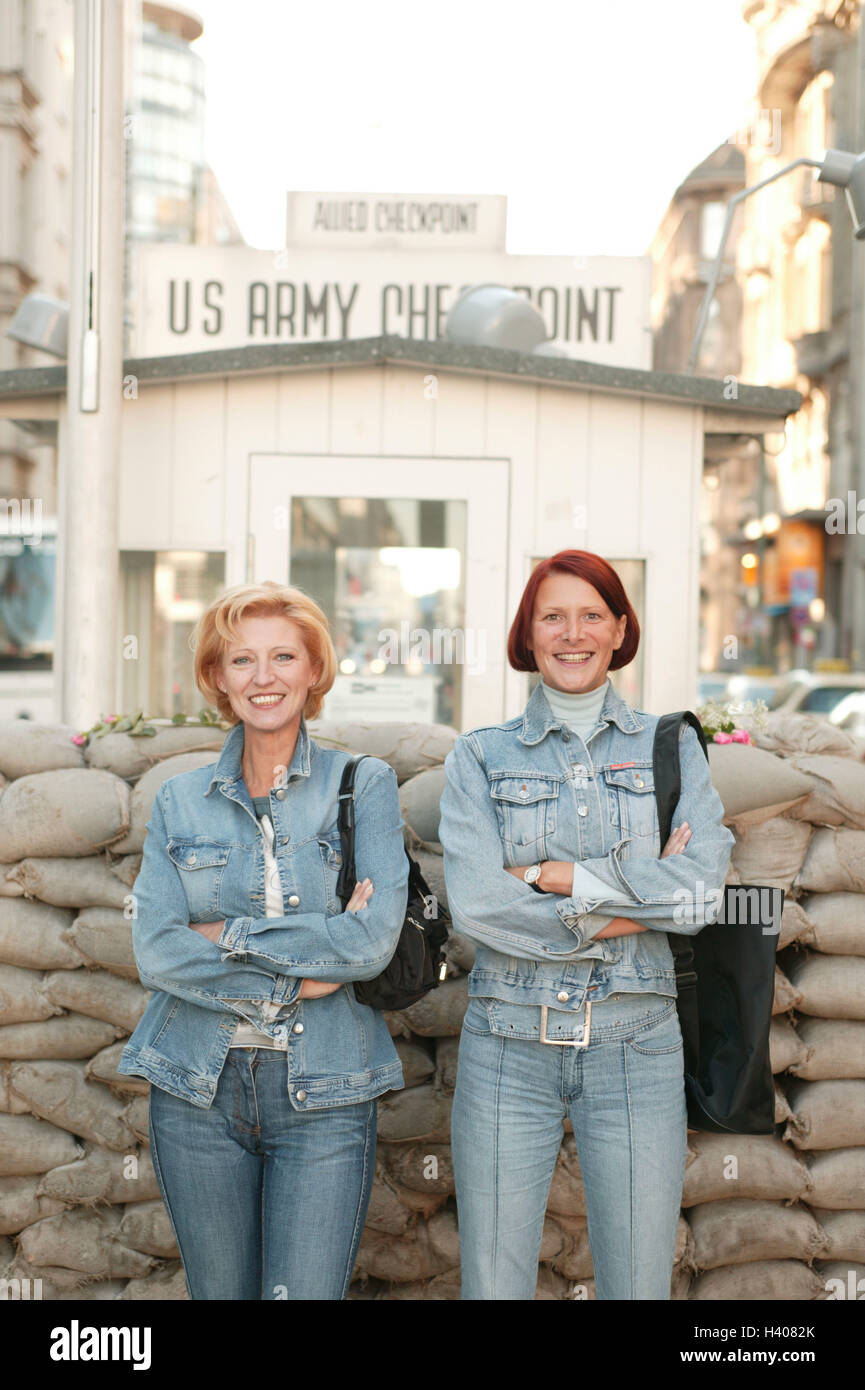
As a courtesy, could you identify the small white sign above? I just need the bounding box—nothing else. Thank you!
[321,674,437,722]
[286,191,507,253]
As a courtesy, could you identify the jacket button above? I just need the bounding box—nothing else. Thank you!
[293,1022,304,1033]
[577,805,588,817]
[275,788,286,800]
[557,991,569,1002]
[288,894,300,907]
[296,1089,307,1102]
[188,852,197,864]
[572,764,586,776]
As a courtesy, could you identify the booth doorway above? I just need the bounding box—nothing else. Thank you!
[249,454,509,731]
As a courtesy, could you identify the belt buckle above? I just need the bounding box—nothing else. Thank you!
[539,1001,591,1047]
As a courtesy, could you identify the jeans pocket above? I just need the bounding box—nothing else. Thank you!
[625,1004,683,1055]
[461,996,493,1036]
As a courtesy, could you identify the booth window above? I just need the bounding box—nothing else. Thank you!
[527,556,645,708]
[289,497,467,727]
[0,523,55,672]
[120,551,225,717]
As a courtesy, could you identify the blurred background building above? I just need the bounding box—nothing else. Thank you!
[0,0,243,716]
[651,0,865,682]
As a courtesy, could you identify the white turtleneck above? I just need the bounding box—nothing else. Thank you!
[539,677,632,906]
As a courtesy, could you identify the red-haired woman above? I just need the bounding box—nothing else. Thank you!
[439,551,734,1299]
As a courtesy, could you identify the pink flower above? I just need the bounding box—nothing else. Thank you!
[730,728,751,744]
[712,732,733,744]
[70,734,86,746]
[104,715,118,723]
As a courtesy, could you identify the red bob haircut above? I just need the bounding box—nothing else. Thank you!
[507,550,641,673]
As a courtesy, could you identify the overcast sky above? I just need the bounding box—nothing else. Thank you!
[190,0,758,256]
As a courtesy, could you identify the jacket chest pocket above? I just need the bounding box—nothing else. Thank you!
[489,775,560,851]
[166,841,232,920]
[602,766,657,841]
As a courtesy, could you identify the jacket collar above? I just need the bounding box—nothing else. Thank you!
[205,717,313,795]
[518,677,644,745]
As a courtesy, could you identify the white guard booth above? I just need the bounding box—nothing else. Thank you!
[0,335,800,731]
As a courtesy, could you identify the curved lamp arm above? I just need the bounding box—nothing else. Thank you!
[686,156,823,376]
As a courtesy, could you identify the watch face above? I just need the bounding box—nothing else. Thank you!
[524,864,541,884]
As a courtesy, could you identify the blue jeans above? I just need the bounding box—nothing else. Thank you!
[452,991,688,1300]
[148,1047,377,1300]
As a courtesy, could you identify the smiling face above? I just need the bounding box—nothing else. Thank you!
[529,572,626,694]
[214,614,322,732]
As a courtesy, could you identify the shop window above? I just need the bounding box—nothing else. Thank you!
[119,551,226,717]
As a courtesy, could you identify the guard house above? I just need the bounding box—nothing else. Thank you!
[0,334,800,730]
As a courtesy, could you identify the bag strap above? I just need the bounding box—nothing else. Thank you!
[336,754,415,910]
[336,755,370,907]
[651,710,709,1080]
[652,709,709,847]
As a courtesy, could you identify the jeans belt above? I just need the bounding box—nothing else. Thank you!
[539,1001,592,1047]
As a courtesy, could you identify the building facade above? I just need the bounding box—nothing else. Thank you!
[651,0,865,678]
[0,0,243,718]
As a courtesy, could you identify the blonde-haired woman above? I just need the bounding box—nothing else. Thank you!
[119,582,409,1300]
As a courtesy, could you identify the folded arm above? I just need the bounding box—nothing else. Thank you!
[131,787,301,1025]
[216,762,408,981]
[556,726,736,936]
[439,734,618,959]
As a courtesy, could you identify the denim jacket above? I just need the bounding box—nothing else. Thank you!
[438,680,735,1011]
[118,719,408,1110]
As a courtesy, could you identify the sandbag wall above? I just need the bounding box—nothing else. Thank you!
[0,713,862,1300]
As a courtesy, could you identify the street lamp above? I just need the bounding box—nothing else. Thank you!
[6,294,69,358]
[687,147,865,375]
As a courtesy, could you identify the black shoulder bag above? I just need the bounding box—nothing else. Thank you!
[653,711,780,1134]
[335,754,451,1011]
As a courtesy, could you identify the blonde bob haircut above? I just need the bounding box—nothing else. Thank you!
[193,581,337,724]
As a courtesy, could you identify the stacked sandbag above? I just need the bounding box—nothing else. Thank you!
[2,714,861,1301]
[0,721,229,1300]
[683,721,865,1301]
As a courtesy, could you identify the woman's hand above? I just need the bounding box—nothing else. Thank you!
[298,978,342,998]
[189,920,224,943]
[660,822,692,858]
[346,878,373,912]
[298,880,374,999]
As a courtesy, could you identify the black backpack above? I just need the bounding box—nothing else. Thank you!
[653,711,781,1134]
[335,755,450,1011]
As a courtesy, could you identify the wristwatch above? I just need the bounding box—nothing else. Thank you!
[524,863,546,893]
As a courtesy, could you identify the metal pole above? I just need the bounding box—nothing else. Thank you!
[686,157,823,375]
[60,0,124,728]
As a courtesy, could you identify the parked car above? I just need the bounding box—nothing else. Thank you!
[827,691,865,739]
[768,671,865,718]
[697,673,785,708]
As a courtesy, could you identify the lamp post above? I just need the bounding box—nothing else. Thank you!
[59,0,125,728]
[686,148,865,375]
